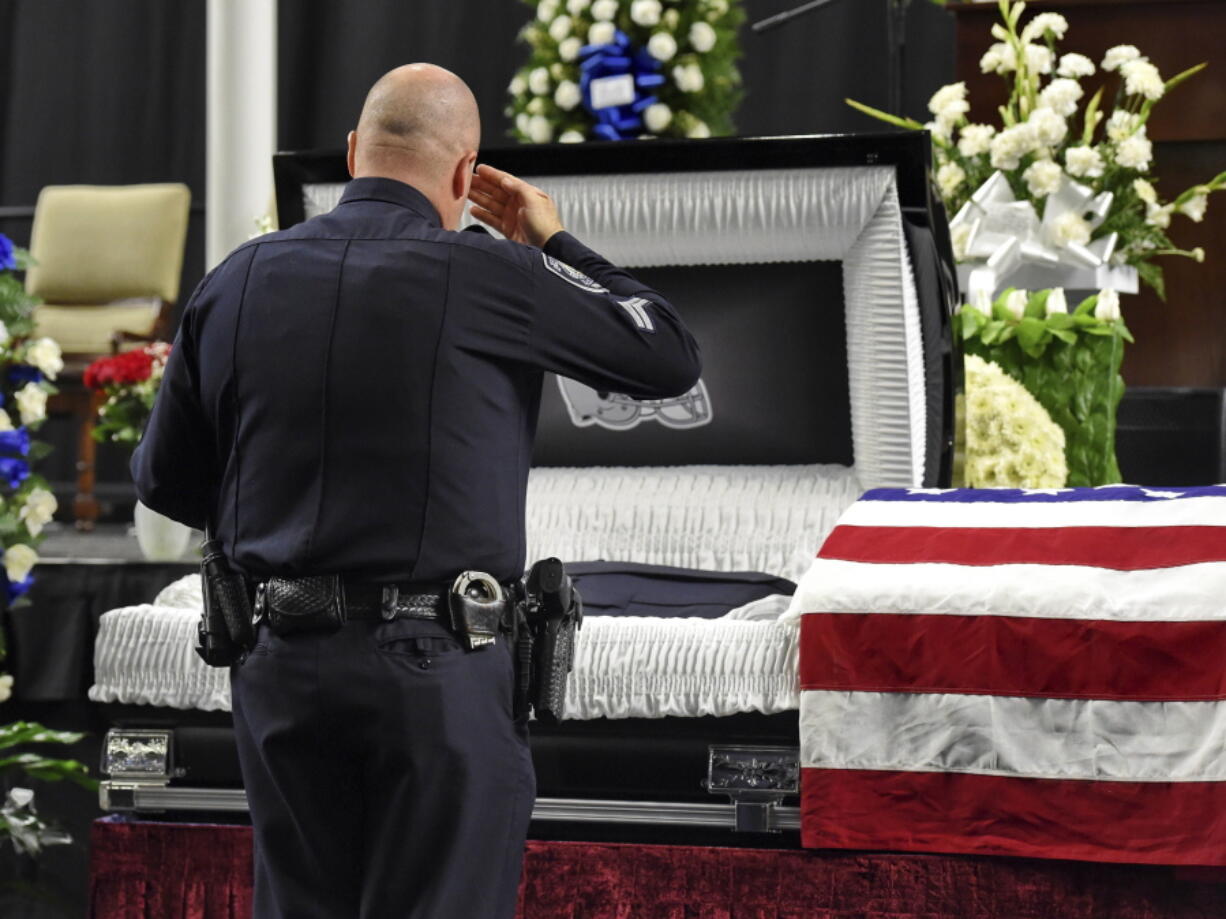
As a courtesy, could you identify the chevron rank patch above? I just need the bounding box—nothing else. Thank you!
[616,296,656,333]
[542,252,608,294]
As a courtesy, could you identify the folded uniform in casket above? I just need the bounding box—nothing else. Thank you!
[92,132,958,835]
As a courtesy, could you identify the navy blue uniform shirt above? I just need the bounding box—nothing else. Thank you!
[131,177,701,583]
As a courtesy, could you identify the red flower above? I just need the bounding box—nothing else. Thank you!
[84,344,171,391]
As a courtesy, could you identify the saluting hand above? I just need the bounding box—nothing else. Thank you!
[467,164,564,249]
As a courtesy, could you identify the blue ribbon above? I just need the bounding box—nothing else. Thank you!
[7,365,43,386]
[0,456,30,490]
[0,427,30,457]
[6,572,34,603]
[578,30,666,141]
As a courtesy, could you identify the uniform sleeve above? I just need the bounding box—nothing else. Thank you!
[523,231,702,399]
[129,287,217,530]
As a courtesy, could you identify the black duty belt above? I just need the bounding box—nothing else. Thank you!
[342,580,450,621]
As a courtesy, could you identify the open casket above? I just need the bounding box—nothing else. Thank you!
[93,133,959,839]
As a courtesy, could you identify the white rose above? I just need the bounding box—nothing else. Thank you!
[1064,145,1104,179]
[1039,78,1083,118]
[526,97,546,115]
[1132,178,1158,205]
[1146,203,1172,228]
[558,37,582,61]
[1106,110,1139,142]
[1102,45,1141,72]
[647,31,677,61]
[672,63,704,93]
[548,14,572,42]
[0,674,12,704]
[1180,192,1208,222]
[528,66,551,96]
[1028,107,1067,148]
[559,130,586,143]
[1057,53,1095,79]
[1024,44,1054,75]
[515,112,531,135]
[630,0,661,26]
[18,488,57,538]
[1094,288,1121,321]
[1021,12,1068,43]
[3,543,38,583]
[509,74,527,96]
[528,114,554,144]
[15,383,46,425]
[1023,159,1064,198]
[1114,133,1153,171]
[686,119,711,139]
[957,123,995,157]
[538,0,559,22]
[689,21,717,53]
[567,0,590,14]
[644,102,672,133]
[554,80,581,111]
[979,42,1016,74]
[0,410,12,433]
[1120,58,1164,101]
[1002,289,1028,319]
[1051,211,1091,246]
[1044,288,1068,316]
[23,338,63,380]
[936,161,966,199]
[591,0,619,21]
[588,21,616,44]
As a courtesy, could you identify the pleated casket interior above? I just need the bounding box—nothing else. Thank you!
[93,134,957,831]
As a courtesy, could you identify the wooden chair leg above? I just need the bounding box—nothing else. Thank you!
[73,389,102,531]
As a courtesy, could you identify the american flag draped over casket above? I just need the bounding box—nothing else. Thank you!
[787,485,1226,866]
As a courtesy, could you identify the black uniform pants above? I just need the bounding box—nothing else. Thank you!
[230,617,535,918]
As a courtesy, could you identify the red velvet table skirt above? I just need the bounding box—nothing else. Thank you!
[90,818,1225,919]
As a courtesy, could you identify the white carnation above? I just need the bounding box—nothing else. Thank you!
[1064,145,1104,179]
[588,21,616,44]
[528,114,554,144]
[528,66,551,96]
[0,410,12,433]
[928,82,969,129]
[1132,178,1157,205]
[3,543,38,584]
[1023,159,1064,198]
[937,161,966,199]
[1024,44,1054,75]
[558,36,582,61]
[1051,211,1091,246]
[686,119,711,139]
[664,8,680,28]
[672,63,704,93]
[1146,203,1172,228]
[957,123,995,157]
[1114,132,1153,170]
[689,21,717,53]
[1120,58,1164,101]
[526,97,545,115]
[24,338,63,380]
[1094,288,1121,321]
[980,42,1016,74]
[1045,287,1068,315]
[925,120,952,145]
[989,122,1039,170]
[1028,107,1067,148]
[548,14,572,42]
[647,31,677,61]
[1057,53,1096,79]
[554,80,581,111]
[559,130,586,143]
[15,383,46,425]
[630,0,661,26]
[1102,45,1141,72]
[567,0,590,14]
[509,74,527,96]
[704,0,728,17]
[18,488,57,538]
[644,102,672,133]
[1106,110,1140,142]
[1039,78,1083,118]
[550,62,565,80]
[591,0,619,21]
[1021,12,1068,43]
[1180,192,1208,222]
[515,113,531,135]
[1003,288,1028,319]
[538,0,559,22]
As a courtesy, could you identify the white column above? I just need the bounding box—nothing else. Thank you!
[206,0,277,269]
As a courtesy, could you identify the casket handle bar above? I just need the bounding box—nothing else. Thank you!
[98,731,801,833]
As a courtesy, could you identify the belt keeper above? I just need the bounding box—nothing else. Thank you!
[380,585,399,621]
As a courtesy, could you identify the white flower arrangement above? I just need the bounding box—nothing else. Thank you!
[849,0,1225,299]
[964,354,1068,489]
[509,0,744,142]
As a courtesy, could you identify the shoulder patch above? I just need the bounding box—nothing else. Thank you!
[542,252,608,294]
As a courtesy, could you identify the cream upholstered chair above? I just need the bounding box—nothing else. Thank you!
[24,183,191,528]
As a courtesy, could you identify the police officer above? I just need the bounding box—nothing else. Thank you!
[132,63,701,918]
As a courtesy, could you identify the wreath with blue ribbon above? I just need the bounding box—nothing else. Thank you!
[578,30,666,141]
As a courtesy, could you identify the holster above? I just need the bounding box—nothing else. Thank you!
[195,540,257,668]
[516,558,583,724]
